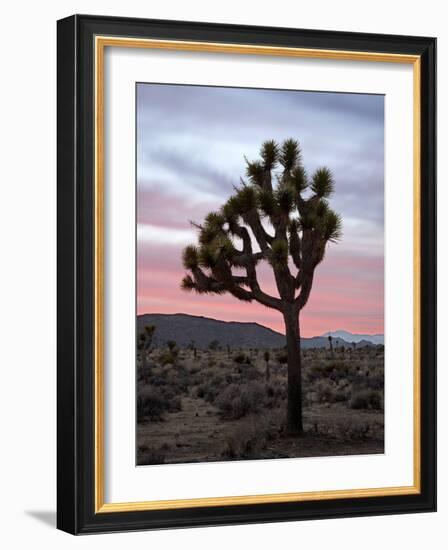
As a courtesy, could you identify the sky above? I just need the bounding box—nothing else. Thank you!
[136,83,384,337]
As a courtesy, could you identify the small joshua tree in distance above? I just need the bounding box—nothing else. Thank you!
[167,340,177,352]
[137,324,155,355]
[137,325,155,377]
[181,138,342,434]
[263,350,271,383]
[209,339,220,351]
[328,334,334,358]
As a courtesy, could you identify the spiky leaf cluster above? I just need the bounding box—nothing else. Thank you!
[311,167,334,198]
[245,160,264,186]
[260,139,279,169]
[279,138,301,171]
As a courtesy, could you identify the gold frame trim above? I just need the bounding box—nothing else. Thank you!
[94,36,421,513]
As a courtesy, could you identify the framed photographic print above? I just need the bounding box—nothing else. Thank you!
[57,14,436,534]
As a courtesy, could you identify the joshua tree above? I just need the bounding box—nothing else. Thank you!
[167,340,177,352]
[209,339,220,351]
[263,350,271,383]
[137,324,155,357]
[137,325,155,379]
[188,339,198,358]
[181,138,342,434]
[328,335,334,358]
[164,339,178,365]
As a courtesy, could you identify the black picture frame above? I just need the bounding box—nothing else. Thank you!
[57,14,436,534]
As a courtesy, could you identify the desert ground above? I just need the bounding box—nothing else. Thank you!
[136,342,384,465]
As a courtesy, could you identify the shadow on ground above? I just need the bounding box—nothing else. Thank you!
[26,510,56,528]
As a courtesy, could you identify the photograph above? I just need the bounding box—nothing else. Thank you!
[136,83,385,466]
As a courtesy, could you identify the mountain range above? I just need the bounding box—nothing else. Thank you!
[323,330,384,345]
[137,313,383,349]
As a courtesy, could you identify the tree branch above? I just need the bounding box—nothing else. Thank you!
[295,272,314,310]
[190,266,226,294]
[181,139,341,321]
[251,283,282,310]
[228,220,282,310]
[232,251,263,267]
[243,210,273,252]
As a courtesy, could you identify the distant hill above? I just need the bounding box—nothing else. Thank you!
[322,330,384,345]
[137,313,380,349]
[137,313,285,349]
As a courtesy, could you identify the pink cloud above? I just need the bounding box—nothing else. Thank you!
[137,239,384,337]
[137,186,218,229]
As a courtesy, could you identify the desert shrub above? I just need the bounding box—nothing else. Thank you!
[307,364,327,383]
[141,362,192,400]
[220,412,285,459]
[265,383,286,406]
[137,445,166,465]
[159,351,177,366]
[349,394,368,409]
[327,362,350,382]
[307,362,349,384]
[137,387,167,422]
[309,417,383,442]
[233,352,249,365]
[221,419,266,459]
[238,382,265,410]
[215,382,265,419]
[277,353,288,365]
[209,339,220,350]
[168,364,190,390]
[315,380,337,403]
[137,359,157,382]
[195,375,227,403]
[338,421,371,441]
[363,373,384,391]
[205,386,219,403]
[137,386,181,422]
[349,389,383,410]
[189,366,200,375]
[334,387,349,402]
[215,384,240,415]
[210,374,226,388]
[335,418,384,441]
[238,364,261,381]
[149,373,167,387]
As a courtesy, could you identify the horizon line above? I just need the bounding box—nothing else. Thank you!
[137,311,384,337]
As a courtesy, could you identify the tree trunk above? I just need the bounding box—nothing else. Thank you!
[283,307,303,435]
